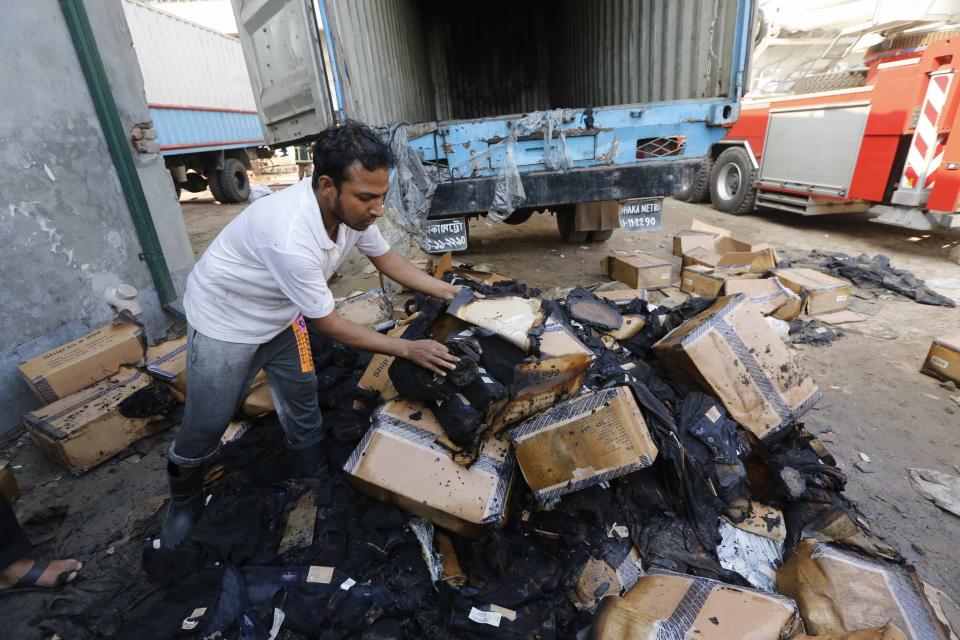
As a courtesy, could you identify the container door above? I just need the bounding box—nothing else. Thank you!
[230,0,334,145]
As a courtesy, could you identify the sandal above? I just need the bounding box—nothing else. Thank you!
[0,560,81,596]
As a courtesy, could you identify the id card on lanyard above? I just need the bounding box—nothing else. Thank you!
[292,315,314,373]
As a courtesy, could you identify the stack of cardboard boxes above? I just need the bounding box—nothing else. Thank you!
[17,316,174,474]
[15,289,401,476]
[344,259,821,538]
[601,220,856,325]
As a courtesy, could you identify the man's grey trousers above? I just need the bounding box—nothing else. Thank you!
[167,324,322,467]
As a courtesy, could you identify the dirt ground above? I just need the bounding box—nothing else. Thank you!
[2,183,958,636]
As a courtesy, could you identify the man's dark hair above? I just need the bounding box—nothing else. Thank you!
[311,120,394,191]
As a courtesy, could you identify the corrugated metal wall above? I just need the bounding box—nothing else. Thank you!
[549,0,739,107]
[423,3,552,121]
[327,0,434,126]
[327,0,741,124]
[122,0,257,111]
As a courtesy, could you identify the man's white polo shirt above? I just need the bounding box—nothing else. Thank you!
[184,179,390,344]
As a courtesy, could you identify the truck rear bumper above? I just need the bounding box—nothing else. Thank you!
[428,159,700,217]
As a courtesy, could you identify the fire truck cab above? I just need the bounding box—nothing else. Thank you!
[683,35,960,231]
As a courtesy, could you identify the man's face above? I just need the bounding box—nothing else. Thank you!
[326,163,389,232]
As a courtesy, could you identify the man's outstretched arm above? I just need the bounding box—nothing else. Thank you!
[309,310,457,376]
[368,250,460,301]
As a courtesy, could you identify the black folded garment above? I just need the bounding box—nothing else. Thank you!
[432,393,485,450]
[200,565,397,638]
[474,333,526,386]
[390,333,482,402]
[460,366,508,412]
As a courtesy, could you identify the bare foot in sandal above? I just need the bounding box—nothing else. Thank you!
[0,558,83,592]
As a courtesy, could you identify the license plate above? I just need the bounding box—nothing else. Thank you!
[423,217,468,253]
[618,198,663,231]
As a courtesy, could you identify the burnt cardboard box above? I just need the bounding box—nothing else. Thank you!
[714,234,778,258]
[725,277,802,317]
[488,353,590,434]
[681,266,725,297]
[450,267,514,286]
[344,399,514,537]
[690,219,732,238]
[335,288,396,331]
[241,377,275,417]
[593,570,801,640]
[921,332,960,383]
[24,366,177,474]
[509,387,658,502]
[715,248,778,273]
[357,323,411,400]
[681,246,723,269]
[778,540,947,639]
[774,268,852,315]
[654,295,821,440]
[673,230,717,256]
[448,292,544,351]
[596,289,646,305]
[681,267,761,298]
[604,252,673,290]
[572,547,642,612]
[18,319,146,404]
[604,314,645,341]
[714,235,754,254]
[536,314,593,359]
[145,336,187,397]
[647,286,691,308]
[0,463,19,503]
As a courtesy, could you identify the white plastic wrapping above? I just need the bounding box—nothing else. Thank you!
[383,123,436,236]
[487,137,527,223]
[408,518,443,583]
[716,520,784,592]
[486,108,575,222]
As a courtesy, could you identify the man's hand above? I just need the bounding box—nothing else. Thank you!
[403,339,459,376]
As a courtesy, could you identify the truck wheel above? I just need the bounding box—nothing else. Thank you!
[587,229,614,242]
[207,170,227,203]
[674,156,713,203]
[555,205,588,243]
[503,207,535,225]
[709,147,757,215]
[219,158,251,203]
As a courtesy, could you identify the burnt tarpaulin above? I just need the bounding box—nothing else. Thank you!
[782,252,955,307]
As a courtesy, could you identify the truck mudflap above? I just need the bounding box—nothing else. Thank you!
[428,159,701,218]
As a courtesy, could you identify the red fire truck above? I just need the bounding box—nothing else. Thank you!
[680,35,960,230]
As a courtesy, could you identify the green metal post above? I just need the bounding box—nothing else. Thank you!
[59,0,180,311]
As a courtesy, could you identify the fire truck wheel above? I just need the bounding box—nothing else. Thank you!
[674,156,713,203]
[709,147,757,215]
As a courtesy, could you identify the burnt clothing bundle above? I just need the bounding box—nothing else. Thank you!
[25,269,927,640]
[784,251,955,307]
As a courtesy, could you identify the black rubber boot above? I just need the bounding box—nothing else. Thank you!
[160,462,205,549]
[289,441,329,479]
